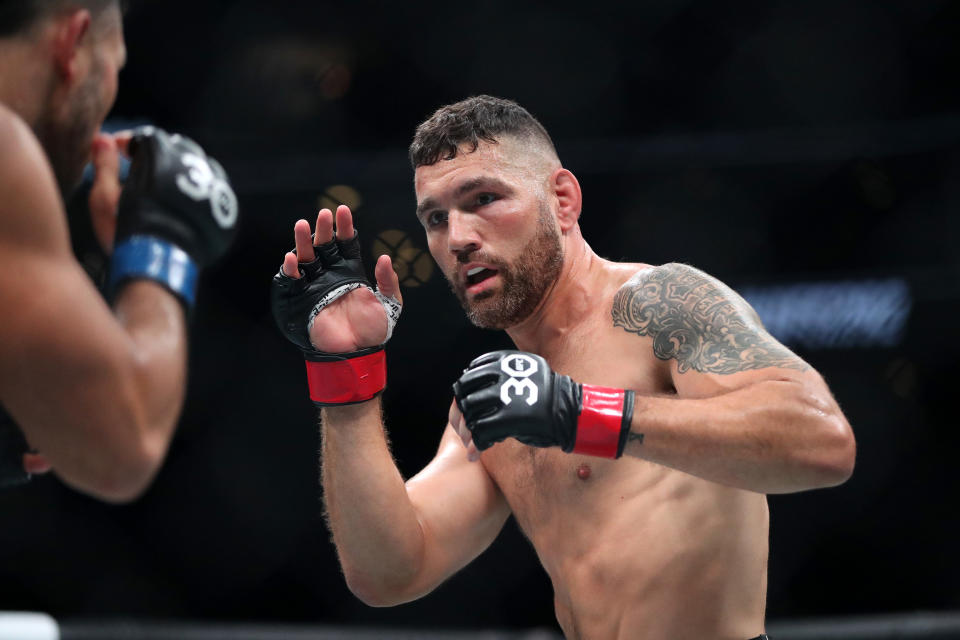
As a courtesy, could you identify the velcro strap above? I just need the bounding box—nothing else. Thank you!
[109,235,198,307]
[573,385,628,458]
[305,350,386,406]
[373,290,402,342]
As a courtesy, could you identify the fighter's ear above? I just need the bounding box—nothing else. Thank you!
[551,168,582,232]
[51,9,92,82]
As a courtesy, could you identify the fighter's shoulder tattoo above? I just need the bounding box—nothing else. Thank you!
[611,263,808,375]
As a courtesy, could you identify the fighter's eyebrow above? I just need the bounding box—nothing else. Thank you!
[416,177,514,220]
[416,197,439,221]
[454,176,513,199]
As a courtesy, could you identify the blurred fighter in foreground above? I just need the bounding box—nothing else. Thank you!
[0,0,237,501]
[273,96,855,639]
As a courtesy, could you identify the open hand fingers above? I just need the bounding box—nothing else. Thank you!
[294,219,315,262]
[292,205,358,266]
[335,205,354,241]
[314,208,334,245]
[281,252,299,278]
[375,255,402,304]
[88,133,122,253]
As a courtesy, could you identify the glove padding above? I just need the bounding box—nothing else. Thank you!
[109,126,239,307]
[271,232,401,406]
[453,350,634,458]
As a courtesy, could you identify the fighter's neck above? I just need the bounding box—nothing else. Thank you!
[0,41,53,130]
[505,231,610,356]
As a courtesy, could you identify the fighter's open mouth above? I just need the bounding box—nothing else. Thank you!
[466,267,497,286]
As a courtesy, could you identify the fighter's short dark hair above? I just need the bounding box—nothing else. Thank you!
[0,0,123,38]
[409,95,557,169]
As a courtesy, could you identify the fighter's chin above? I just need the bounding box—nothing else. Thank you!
[451,279,526,329]
[464,297,529,330]
[466,311,513,330]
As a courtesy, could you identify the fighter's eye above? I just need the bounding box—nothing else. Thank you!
[475,193,497,206]
[426,210,447,227]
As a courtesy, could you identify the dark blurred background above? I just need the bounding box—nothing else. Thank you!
[1,0,959,633]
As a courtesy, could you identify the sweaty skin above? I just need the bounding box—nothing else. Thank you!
[304,139,853,639]
[461,263,769,639]
[0,7,190,502]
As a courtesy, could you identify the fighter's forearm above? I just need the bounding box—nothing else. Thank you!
[621,378,855,494]
[109,279,188,459]
[34,280,187,502]
[321,400,427,605]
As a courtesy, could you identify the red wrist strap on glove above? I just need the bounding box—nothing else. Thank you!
[304,351,386,406]
[572,385,635,458]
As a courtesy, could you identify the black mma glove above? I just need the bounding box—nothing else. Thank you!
[453,350,635,458]
[271,232,402,406]
[108,126,239,308]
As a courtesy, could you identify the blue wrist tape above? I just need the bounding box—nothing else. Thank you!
[109,235,199,308]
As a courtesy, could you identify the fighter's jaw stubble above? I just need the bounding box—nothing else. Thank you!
[34,65,106,198]
[445,218,564,330]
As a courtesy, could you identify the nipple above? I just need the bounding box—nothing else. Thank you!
[576,463,591,481]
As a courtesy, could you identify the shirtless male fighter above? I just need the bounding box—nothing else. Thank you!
[272,96,855,639]
[0,0,237,500]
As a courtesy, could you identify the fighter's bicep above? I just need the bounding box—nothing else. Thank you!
[0,248,136,441]
[404,425,510,591]
[612,262,810,396]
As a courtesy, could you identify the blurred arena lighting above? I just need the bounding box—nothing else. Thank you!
[740,278,912,349]
[372,229,434,287]
[317,185,363,212]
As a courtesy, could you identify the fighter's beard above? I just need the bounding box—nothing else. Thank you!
[33,63,103,199]
[450,211,564,330]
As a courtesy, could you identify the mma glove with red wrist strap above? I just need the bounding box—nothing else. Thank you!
[453,350,635,458]
[271,233,401,406]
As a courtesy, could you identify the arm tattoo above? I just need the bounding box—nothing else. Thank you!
[611,264,808,375]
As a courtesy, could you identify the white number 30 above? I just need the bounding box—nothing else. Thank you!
[500,354,539,406]
[176,152,238,230]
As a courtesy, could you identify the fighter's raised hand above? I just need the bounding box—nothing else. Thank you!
[108,126,240,309]
[280,206,401,352]
[87,130,133,254]
[272,205,402,406]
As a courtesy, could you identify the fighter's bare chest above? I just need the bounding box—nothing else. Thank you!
[478,329,671,522]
